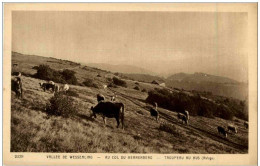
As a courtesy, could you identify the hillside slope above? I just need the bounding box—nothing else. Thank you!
[11,52,248,153]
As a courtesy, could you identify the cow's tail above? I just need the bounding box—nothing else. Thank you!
[120,103,125,130]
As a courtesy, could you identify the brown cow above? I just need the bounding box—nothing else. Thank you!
[150,107,159,122]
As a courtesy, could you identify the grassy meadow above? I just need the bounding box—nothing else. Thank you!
[10,52,248,153]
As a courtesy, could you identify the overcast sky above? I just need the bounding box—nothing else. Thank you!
[12,11,248,82]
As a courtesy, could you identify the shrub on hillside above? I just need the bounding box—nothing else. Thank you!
[60,69,78,85]
[146,88,234,120]
[45,92,77,118]
[34,65,78,85]
[82,78,99,88]
[112,77,127,87]
[158,123,179,136]
[141,88,147,93]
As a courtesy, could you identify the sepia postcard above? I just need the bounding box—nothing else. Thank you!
[3,3,257,166]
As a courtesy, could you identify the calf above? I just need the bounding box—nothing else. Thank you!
[90,101,125,129]
[217,126,227,138]
[227,125,237,133]
[11,77,23,98]
[150,107,159,122]
[97,94,105,103]
[62,84,69,92]
[39,82,55,92]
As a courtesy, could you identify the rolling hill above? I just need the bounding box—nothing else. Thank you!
[87,63,154,75]
[10,52,248,153]
[167,72,239,84]
[165,73,247,100]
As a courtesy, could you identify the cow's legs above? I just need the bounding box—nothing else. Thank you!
[103,117,106,126]
[116,118,120,128]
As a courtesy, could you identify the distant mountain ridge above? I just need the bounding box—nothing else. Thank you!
[167,72,239,84]
[87,63,155,75]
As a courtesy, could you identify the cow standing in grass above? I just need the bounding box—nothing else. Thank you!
[150,102,159,122]
[227,125,237,133]
[62,84,69,92]
[90,101,125,129]
[39,82,55,92]
[150,108,159,122]
[217,126,227,138]
[40,82,59,93]
[11,77,23,99]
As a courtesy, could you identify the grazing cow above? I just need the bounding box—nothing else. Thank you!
[244,121,248,129]
[177,113,188,125]
[227,125,237,133]
[90,101,125,129]
[150,107,159,122]
[39,82,55,92]
[97,94,105,103]
[62,84,69,92]
[184,110,190,120]
[217,126,227,138]
[11,77,23,98]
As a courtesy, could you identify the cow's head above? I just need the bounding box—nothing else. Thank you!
[90,106,97,118]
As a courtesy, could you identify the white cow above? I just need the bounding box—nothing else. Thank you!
[62,84,69,92]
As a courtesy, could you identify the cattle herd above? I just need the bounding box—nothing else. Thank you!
[11,72,248,138]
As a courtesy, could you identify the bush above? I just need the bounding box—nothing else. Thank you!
[141,89,147,93]
[146,88,233,120]
[112,77,127,87]
[158,123,179,136]
[82,78,99,88]
[45,92,77,118]
[133,86,140,90]
[34,65,78,85]
[61,69,78,85]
